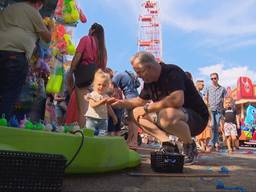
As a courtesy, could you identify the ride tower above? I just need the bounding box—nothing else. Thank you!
[138,0,162,61]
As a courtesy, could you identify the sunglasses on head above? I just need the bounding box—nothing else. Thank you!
[211,77,217,80]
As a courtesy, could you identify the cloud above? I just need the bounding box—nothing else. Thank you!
[198,64,256,88]
[99,0,139,17]
[219,39,256,50]
[159,0,256,49]
[99,0,256,49]
[160,0,256,35]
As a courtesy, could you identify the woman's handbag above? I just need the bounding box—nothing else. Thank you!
[74,63,97,88]
[73,37,98,88]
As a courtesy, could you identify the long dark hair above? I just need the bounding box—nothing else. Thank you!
[90,23,107,69]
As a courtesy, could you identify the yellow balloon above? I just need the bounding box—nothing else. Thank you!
[72,10,79,21]
[63,34,70,42]
[64,15,72,23]
[67,45,75,55]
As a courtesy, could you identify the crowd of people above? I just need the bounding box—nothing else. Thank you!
[0,0,242,166]
[195,74,240,154]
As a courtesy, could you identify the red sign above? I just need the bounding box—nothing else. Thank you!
[237,77,255,99]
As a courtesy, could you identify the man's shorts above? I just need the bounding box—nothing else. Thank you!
[183,108,209,136]
[149,108,209,137]
[224,122,238,136]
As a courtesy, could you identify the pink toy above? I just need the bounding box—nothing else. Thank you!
[79,9,87,23]
[19,115,28,128]
[55,0,64,17]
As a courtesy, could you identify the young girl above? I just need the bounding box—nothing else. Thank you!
[221,97,240,154]
[84,70,117,136]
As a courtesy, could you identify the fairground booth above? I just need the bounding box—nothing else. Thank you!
[229,77,256,142]
[0,1,140,191]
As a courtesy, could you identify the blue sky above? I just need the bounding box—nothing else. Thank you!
[74,0,256,88]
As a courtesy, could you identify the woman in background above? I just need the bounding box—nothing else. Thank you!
[68,23,107,128]
[0,0,52,120]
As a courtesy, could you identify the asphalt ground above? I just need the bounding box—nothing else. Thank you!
[63,146,256,192]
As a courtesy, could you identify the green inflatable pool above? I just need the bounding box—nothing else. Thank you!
[0,126,140,174]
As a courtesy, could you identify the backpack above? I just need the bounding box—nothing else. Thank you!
[125,70,140,88]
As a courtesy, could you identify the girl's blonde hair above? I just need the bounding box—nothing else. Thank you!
[93,69,110,86]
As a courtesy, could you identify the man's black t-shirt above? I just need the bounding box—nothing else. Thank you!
[222,108,237,124]
[139,63,209,120]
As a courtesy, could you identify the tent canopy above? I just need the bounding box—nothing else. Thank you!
[235,99,256,105]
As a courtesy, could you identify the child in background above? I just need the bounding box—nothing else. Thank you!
[44,94,56,124]
[196,118,212,152]
[221,97,240,153]
[104,68,123,136]
[84,70,117,136]
[54,93,67,126]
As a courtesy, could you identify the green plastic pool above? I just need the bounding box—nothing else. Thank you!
[0,126,140,174]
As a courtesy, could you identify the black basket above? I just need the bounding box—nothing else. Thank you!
[0,0,8,10]
[151,151,184,173]
[0,150,67,192]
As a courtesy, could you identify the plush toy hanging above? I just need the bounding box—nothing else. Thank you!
[244,105,256,128]
[46,55,64,93]
[54,0,87,25]
[79,8,87,23]
[55,0,64,18]
[50,24,76,56]
[63,0,79,24]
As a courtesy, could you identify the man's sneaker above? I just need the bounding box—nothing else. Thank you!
[159,141,180,154]
[183,141,198,165]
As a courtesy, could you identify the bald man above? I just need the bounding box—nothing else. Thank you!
[111,52,209,164]
[195,80,205,98]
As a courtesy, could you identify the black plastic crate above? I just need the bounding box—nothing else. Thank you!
[0,150,67,192]
[151,151,184,173]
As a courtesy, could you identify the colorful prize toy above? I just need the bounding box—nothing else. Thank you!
[33,121,45,131]
[56,125,65,133]
[46,55,64,94]
[63,34,75,55]
[50,24,76,55]
[0,114,8,126]
[9,116,19,128]
[44,123,53,132]
[63,0,79,24]
[19,115,28,128]
[79,8,87,23]
[24,119,34,130]
[244,105,256,127]
[55,0,64,18]
[64,125,73,133]
[55,0,87,25]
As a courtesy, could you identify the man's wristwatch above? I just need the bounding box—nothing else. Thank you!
[143,103,150,114]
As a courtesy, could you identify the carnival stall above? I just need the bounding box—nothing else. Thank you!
[230,77,256,144]
[0,0,141,176]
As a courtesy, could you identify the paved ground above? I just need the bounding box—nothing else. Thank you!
[63,146,256,192]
